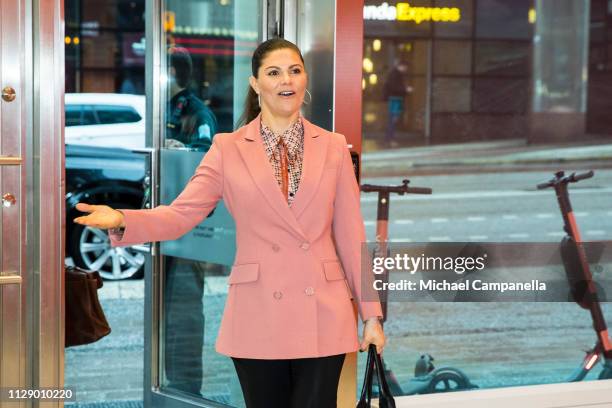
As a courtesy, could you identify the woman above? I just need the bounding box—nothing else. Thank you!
[74,38,385,408]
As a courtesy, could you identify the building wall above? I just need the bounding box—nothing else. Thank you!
[363,0,612,148]
[587,0,612,136]
[65,0,145,94]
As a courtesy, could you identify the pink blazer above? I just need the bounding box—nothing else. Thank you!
[110,114,383,359]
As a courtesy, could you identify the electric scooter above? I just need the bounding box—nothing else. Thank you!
[537,170,612,381]
[360,179,478,394]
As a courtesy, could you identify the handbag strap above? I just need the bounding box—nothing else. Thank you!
[357,346,376,407]
[371,345,397,408]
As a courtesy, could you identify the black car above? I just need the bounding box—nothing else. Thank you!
[65,144,150,280]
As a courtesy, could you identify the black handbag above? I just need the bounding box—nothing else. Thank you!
[357,345,397,408]
[65,266,112,347]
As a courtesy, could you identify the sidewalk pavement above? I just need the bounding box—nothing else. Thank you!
[66,401,143,408]
[95,276,229,300]
[362,139,612,176]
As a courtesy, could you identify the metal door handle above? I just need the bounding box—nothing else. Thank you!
[0,156,22,165]
[0,274,22,285]
[2,86,16,102]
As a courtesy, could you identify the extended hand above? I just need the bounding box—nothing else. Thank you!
[360,318,386,354]
[73,203,125,230]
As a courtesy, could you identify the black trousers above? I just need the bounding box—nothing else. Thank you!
[231,353,346,408]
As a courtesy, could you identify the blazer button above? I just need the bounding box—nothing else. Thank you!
[300,242,310,250]
[273,291,283,300]
[304,286,315,296]
[272,244,280,252]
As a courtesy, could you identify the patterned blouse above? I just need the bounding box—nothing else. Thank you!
[111,117,306,237]
[260,116,305,206]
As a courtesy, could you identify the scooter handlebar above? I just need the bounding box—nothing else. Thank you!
[570,170,594,182]
[360,184,432,195]
[361,179,432,195]
[537,170,594,190]
[406,187,433,195]
[537,180,552,190]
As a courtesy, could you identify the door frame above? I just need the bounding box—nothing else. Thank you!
[31,0,66,400]
[0,0,65,403]
[1,0,29,399]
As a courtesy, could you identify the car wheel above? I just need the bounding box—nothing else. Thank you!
[69,212,145,280]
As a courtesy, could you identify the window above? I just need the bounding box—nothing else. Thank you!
[433,40,472,75]
[401,40,430,76]
[433,77,471,112]
[476,0,533,40]
[473,78,529,113]
[475,41,531,76]
[81,106,97,125]
[94,105,142,124]
[65,104,98,126]
[65,105,82,127]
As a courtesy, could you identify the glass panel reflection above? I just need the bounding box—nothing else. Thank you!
[474,41,531,76]
[432,77,471,112]
[433,40,471,75]
[475,0,533,40]
[473,78,528,113]
[160,0,261,405]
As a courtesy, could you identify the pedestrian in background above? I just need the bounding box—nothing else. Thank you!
[166,46,218,150]
[383,58,412,148]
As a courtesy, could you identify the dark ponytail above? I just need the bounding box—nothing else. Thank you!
[236,38,305,129]
[237,86,261,128]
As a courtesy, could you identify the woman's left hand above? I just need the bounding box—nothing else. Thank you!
[360,317,386,354]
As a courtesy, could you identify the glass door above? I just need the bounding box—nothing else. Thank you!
[145,1,267,407]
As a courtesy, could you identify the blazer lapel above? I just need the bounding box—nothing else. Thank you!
[235,115,308,241]
[290,118,328,220]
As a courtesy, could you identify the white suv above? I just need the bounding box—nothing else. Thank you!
[65,93,146,149]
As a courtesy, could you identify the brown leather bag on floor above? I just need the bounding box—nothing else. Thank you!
[65,266,111,347]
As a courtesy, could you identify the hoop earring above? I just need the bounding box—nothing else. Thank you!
[303,89,312,105]
[257,93,261,107]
